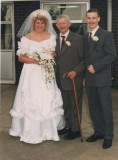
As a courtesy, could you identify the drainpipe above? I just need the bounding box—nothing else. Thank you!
[107,0,112,31]
[0,107,1,132]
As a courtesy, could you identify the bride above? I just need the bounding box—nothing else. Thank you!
[9,9,64,144]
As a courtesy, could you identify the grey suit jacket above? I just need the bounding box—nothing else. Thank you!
[84,27,116,87]
[55,31,84,90]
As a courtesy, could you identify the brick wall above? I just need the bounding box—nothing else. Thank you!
[112,0,118,52]
[14,1,40,84]
[112,0,118,88]
[90,0,107,29]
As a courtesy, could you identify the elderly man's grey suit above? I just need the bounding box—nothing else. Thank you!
[55,31,84,131]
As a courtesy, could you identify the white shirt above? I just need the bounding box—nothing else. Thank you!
[60,30,69,48]
[89,26,99,37]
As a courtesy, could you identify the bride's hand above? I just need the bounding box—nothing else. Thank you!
[51,51,56,59]
[18,54,38,64]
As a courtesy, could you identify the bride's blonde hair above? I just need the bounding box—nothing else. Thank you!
[17,9,56,38]
[32,13,49,31]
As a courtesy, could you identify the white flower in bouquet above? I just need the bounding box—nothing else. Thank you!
[32,48,56,83]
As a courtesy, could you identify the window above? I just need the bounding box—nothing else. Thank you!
[41,1,90,22]
[43,3,87,22]
[41,1,90,36]
[1,4,13,50]
[1,2,15,84]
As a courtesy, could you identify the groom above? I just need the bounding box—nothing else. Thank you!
[84,8,116,149]
[55,15,84,140]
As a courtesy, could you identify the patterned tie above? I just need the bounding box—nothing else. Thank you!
[61,35,65,50]
[88,32,92,43]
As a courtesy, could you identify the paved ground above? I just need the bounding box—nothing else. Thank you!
[0,84,118,160]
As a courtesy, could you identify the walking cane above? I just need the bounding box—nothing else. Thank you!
[63,72,84,142]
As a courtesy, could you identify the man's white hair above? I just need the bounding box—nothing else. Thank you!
[56,14,71,23]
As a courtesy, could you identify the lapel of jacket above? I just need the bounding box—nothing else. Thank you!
[89,27,102,51]
[94,27,102,40]
[59,31,72,56]
[84,33,89,49]
[56,35,61,54]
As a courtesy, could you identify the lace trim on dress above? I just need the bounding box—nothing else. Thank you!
[20,134,60,144]
[16,34,56,56]
[9,118,60,144]
[10,93,64,120]
[10,130,60,144]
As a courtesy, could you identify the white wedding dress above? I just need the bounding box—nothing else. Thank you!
[9,34,64,144]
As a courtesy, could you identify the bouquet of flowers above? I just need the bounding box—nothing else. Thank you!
[32,48,56,83]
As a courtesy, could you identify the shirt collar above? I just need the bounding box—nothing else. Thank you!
[89,26,99,37]
[60,30,70,39]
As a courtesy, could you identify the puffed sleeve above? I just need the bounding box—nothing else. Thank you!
[16,37,30,56]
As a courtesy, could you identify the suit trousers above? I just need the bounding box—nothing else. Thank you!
[61,87,83,132]
[86,86,113,139]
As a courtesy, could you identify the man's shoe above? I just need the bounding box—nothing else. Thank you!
[63,131,80,140]
[86,134,104,142]
[103,139,112,149]
[58,127,71,135]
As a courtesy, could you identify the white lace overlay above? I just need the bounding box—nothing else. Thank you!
[9,34,65,144]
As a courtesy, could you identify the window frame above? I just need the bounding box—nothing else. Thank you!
[1,2,15,51]
[1,2,16,84]
[40,1,90,23]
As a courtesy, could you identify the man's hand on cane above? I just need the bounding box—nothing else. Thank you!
[65,71,77,79]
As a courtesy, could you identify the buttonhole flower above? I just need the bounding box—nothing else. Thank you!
[92,36,99,42]
[65,41,71,46]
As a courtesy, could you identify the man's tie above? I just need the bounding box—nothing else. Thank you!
[61,35,65,50]
[88,32,92,43]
